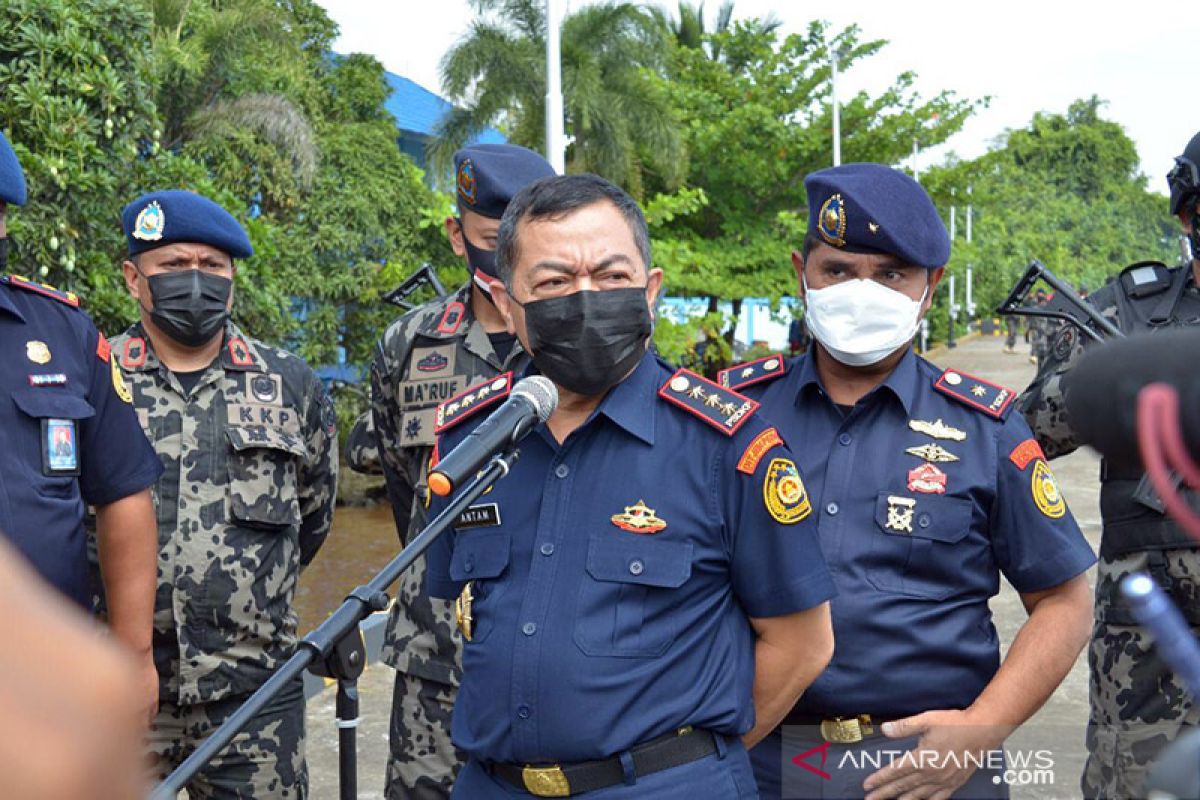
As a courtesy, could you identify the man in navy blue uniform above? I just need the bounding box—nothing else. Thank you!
[724,163,1096,800]
[0,129,163,723]
[425,173,837,798]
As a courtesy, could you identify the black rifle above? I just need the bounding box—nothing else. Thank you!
[996,259,1124,343]
[150,450,520,800]
[383,263,449,310]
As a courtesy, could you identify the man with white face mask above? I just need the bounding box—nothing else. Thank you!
[722,163,1096,800]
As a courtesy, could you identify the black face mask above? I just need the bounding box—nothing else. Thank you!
[457,219,499,281]
[521,287,652,396]
[0,237,8,272]
[141,269,232,347]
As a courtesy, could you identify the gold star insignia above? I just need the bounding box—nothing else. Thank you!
[705,394,723,408]
[971,385,987,397]
[688,385,706,400]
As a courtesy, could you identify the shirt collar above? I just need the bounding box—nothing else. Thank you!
[794,345,919,416]
[122,320,264,373]
[522,350,659,447]
[0,282,26,322]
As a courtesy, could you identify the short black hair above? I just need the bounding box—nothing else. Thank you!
[800,232,822,259]
[495,173,651,288]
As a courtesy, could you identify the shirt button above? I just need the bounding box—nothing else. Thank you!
[826,502,839,516]
[522,622,537,636]
[555,464,570,479]
[517,705,532,720]
[540,542,555,556]
[838,432,852,446]
[463,558,474,574]
[918,513,932,529]
[628,559,644,576]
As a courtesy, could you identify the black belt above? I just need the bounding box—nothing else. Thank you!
[490,725,720,797]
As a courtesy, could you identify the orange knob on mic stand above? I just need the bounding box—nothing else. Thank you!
[428,472,453,497]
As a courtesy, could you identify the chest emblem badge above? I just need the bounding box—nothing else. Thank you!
[26,340,51,364]
[907,419,966,442]
[611,500,667,534]
[907,463,947,494]
[885,496,917,533]
[455,582,474,641]
[905,443,959,463]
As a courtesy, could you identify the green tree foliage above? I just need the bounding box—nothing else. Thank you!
[1,0,449,370]
[650,21,980,360]
[922,97,1177,337]
[434,0,683,196]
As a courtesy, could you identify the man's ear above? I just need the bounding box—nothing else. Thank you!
[122,260,141,302]
[491,282,518,336]
[792,250,806,299]
[445,217,466,258]
[644,268,664,316]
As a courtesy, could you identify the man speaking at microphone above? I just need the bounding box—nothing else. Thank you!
[424,173,836,798]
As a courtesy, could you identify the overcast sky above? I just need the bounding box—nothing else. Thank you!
[323,1,1190,195]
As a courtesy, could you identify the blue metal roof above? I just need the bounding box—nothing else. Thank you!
[384,72,505,144]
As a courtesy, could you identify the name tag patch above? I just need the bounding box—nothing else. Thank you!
[43,418,80,475]
[401,377,464,410]
[455,503,502,529]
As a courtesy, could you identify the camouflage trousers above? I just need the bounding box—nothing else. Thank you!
[150,677,307,799]
[386,671,466,800]
[1082,550,1200,798]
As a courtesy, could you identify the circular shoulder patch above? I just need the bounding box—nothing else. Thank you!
[111,358,132,403]
[763,457,812,525]
[1031,460,1065,518]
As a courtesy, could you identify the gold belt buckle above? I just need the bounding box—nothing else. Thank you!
[819,714,874,744]
[522,765,571,797]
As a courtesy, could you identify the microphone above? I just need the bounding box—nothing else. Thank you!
[1063,329,1200,467]
[427,376,558,497]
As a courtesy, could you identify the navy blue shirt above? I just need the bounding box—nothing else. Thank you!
[426,353,836,764]
[0,278,163,605]
[740,348,1095,719]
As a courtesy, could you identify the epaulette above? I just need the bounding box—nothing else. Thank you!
[933,368,1015,420]
[659,368,758,435]
[1118,261,1172,299]
[717,354,786,391]
[3,274,80,307]
[434,371,513,434]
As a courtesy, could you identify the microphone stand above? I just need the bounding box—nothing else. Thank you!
[151,449,521,800]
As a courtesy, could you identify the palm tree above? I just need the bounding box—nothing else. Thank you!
[432,0,683,197]
[654,1,781,62]
[146,0,318,192]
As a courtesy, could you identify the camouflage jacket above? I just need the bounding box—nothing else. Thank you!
[111,321,338,705]
[371,285,529,684]
[1019,263,1200,460]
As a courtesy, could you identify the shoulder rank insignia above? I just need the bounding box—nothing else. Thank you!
[5,275,80,307]
[659,368,757,436]
[717,355,786,391]
[435,372,513,434]
[933,369,1015,419]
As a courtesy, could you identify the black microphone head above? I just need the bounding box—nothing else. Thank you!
[511,376,558,423]
[1064,329,1200,467]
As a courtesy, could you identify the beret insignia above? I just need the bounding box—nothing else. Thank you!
[133,201,165,241]
[817,192,847,247]
[457,159,477,205]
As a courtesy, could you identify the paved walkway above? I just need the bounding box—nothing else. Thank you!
[305,334,1101,799]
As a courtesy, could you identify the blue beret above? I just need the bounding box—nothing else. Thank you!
[0,130,28,207]
[804,163,950,268]
[455,144,556,219]
[121,190,253,259]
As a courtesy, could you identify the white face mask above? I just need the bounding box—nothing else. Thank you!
[803,276,927,367]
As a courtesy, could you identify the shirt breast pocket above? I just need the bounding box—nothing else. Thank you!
[574,534,693,658]
[226,426,305,529]
[448,530,511,645]
[12,388,94,496]
[867,492,973,600]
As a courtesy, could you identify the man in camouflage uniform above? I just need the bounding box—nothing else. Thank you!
[360,144,554,799]
[1018,130,1200,799]
[111,190,338,799]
